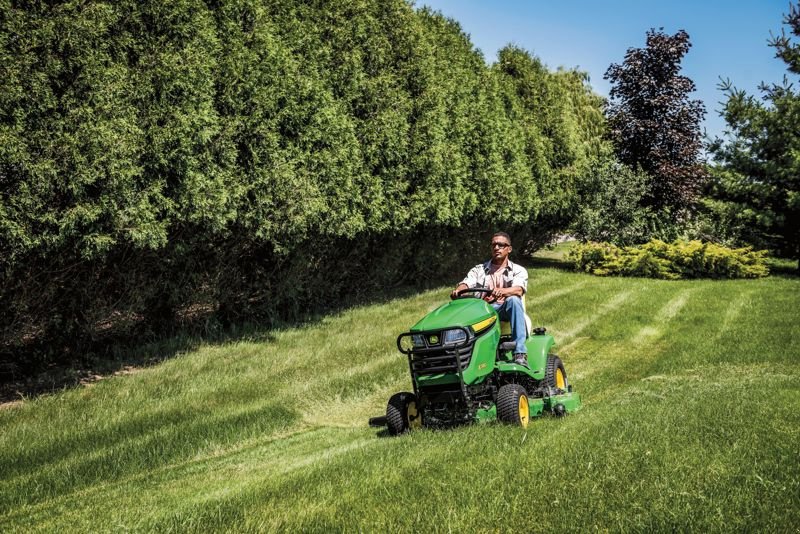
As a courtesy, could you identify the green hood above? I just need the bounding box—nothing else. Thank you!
[411,298,496,331]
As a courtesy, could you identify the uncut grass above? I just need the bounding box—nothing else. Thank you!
[1,268,798,531]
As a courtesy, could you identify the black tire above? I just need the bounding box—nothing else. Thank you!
[497,384,530,428]
[544,355,568,392]
[386,392,421,435]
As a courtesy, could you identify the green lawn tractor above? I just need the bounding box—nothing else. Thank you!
[370,288,581,434]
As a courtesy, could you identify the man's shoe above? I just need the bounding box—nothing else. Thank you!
[513,353,529,367]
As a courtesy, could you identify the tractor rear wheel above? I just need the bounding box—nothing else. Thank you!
[544,355,568,392]
[497,384,530,428]
[386,392,422,435]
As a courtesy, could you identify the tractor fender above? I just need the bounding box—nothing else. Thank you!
[525,333,554,374]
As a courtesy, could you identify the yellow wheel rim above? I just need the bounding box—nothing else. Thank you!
[518,395,529,428]
[556,368,566,389]
[407,401,422,430]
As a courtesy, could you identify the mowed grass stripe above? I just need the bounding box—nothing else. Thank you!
[631,288,695,345]
[556,289,633,348]
[713,288,755,342]
[527,280,588,307]
[568,285,695,394]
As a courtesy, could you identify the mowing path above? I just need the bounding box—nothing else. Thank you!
[1,268,798,531]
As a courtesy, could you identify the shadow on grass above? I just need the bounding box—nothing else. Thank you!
[526,255,575,271]
[766,258,800,277]
[526,240,576,272]
[0,275,463,405]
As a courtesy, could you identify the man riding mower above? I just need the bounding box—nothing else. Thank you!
[370,233,581,434]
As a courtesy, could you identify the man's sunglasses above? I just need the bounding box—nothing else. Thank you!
[491,242,510,248]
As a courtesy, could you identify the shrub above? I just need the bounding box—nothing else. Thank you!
[571,160,654,246]
[569,240,769,279]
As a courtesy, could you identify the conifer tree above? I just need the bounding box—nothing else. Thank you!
[710,3,800,269]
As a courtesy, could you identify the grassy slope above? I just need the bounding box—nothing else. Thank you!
[1,267,798,532]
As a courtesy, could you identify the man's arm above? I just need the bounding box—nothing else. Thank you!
[490,285,524,299]
[450,283,469,299]
[451,265,481,299]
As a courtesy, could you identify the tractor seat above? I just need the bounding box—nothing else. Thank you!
[498,295,533,338]
[500,314,532,338]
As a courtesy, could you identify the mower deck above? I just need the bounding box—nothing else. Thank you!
[475,389,581,423]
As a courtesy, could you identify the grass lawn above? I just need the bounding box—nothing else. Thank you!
[1,265,798,531]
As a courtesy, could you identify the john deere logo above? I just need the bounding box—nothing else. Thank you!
[428,335,439,344]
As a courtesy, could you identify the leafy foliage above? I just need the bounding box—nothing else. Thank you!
[692,166,774,249]
[604,29,707,212]
[570,160,655,245]
[707,2,800,268]
[569,240,769,279]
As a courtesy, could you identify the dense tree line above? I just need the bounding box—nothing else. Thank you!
[0,0,608,368]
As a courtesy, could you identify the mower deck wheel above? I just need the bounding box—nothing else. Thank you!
[545,355,568,392]
[497,384,530,428]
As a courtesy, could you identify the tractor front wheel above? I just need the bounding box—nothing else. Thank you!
[386,392,422,435]
[497,384,530,428]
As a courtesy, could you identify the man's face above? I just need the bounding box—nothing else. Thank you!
[490,236,512,263]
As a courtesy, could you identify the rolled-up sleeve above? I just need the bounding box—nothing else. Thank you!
[511,264,528,293]
[461,264,483,287]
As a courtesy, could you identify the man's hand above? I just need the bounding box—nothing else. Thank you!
[491,287,507,299]
[451,283,468,300]
[491,286,523,299]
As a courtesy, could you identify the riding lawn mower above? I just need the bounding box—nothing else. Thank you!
[369,288,581,434]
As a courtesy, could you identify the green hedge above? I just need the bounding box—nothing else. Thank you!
[0,0,609,368]
[569,240,769,279]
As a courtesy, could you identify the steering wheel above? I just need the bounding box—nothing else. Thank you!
[454,287,497,303]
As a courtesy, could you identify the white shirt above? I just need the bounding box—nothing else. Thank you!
[460,259,528,294]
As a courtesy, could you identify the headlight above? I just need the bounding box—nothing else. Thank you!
[412,334,426,348]
[442,328,468,345]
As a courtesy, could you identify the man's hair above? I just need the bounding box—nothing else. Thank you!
[492,231,511,244]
